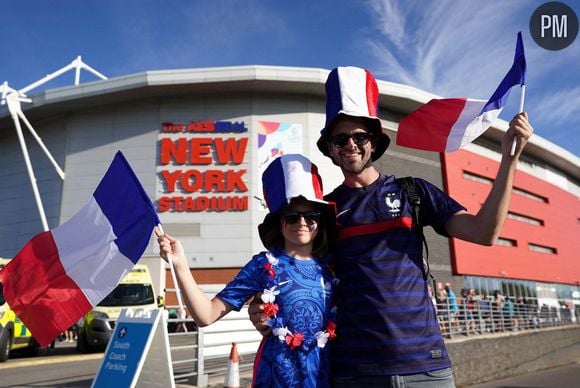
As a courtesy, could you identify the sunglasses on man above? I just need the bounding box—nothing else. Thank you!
[330,132,373,148]
[282,210,321,225]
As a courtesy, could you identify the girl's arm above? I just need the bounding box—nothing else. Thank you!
[155,228,232,327]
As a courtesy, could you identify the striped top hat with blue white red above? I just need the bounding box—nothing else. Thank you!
[259,154,337,248]
[261,154,329,214]
[316,66,390,161]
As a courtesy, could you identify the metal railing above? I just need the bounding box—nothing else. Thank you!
[164,295,580,385]
[435,297,579,339]
[165,305,261,387]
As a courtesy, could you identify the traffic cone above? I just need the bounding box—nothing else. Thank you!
[224,342,240,388]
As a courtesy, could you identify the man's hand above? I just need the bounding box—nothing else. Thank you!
[503,112,534,158]
[248,294,272,336]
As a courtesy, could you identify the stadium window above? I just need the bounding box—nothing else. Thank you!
[512,187,548,203]
[495,237,517,247]
[463,171,548,203]
[528,243,557,254]
[506,212,544,226]
[463,171,493,185]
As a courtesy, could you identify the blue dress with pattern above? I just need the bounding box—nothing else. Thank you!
[217,248,334,387]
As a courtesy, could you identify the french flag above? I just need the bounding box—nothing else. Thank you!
[397,32,526,152]
[0,151,160,346]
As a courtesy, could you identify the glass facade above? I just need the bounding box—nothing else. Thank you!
[464,275,580,303]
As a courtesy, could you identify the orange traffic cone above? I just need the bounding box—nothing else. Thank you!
[224,342,240,388]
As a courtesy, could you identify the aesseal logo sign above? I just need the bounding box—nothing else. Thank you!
[530,1,578,50]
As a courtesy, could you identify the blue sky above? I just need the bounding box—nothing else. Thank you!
[2,0,579,156]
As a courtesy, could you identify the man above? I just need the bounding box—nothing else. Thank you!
[251,66,534,387]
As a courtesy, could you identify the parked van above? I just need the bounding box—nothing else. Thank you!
[0,258,41,362]
[77,264,163,353]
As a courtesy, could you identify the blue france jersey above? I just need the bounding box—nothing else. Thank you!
[217,249,335,387]
[325,175,465,376]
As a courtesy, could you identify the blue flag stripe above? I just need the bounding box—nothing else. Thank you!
[93,151,160,264]
[481,31,527,115]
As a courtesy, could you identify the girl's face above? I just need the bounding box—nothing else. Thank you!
[281,198,320,253]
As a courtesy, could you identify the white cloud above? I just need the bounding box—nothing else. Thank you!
[532,85,580,132]
[361,0,579,155]
[362,0,530,98]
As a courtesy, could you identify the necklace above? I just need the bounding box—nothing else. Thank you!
[262,251,336,350]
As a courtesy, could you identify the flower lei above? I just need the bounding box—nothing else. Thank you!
[262,252,337,350]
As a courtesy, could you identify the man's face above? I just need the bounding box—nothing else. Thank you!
[328,117,375,174]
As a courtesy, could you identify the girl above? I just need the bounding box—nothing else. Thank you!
[156,154,337,387]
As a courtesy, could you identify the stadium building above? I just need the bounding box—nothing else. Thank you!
[1,65,578,310]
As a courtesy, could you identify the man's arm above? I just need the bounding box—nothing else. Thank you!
[445,112,534,245]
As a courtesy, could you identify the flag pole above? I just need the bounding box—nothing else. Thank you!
[510,84,526,156]
[156,224,187,320]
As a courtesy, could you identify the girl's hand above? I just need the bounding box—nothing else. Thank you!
[155,228,187,268]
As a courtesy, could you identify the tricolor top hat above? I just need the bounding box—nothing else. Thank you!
[258,154,337,250]
[316,66,390,161]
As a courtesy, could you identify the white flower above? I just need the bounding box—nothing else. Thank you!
[261,285,280,303]
[266,252,279,266]
[273,326,291,341]
[315,331,329,348]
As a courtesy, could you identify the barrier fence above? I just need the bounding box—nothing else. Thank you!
[165,305,261,386]
[435,296,578,339]
[164,295,580,386]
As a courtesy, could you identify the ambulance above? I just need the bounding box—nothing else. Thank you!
[0,258,40,362]
[77,264,163,353]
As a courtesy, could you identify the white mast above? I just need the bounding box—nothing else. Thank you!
[1,56,108,231]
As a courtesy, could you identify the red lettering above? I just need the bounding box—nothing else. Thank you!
[214,138,248,164]
[160,169,248,193]
[157,195,249,212]
[226,170,247,191]
[162,122,185,132]
[171,196,184,211]
[182,170,203,192]
[160,138,187,164]
[232,196,249,210]
[184,197,198,211]
[160,137,248,165]
[158,196,172,212]
[160,170,182,192]
[189,138,214,164]
[187,121,216,132]
[205,170,225,192]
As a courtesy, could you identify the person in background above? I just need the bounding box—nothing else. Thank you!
[445,283,459,333]
[466,288,478,334]
[503,296,516,330]
[157,154,338,388]
[63,324,76,343]
[251,66,534,387]
[434,282,448,336]
[479,293,491,332]
[493,290,505,330]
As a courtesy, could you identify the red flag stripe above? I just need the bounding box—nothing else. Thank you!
[1,232,92,346]
[397,98,467,152]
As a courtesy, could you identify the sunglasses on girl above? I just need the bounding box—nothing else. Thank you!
[282,210,321,225]
[330,132,373,148]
